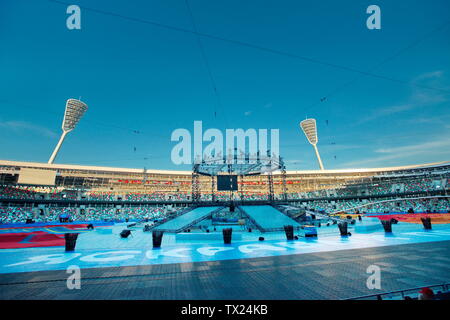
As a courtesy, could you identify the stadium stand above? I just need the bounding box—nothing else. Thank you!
[0,160,449,224]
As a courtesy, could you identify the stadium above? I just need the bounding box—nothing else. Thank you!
[1,126,450,300]
[1,0,450,305]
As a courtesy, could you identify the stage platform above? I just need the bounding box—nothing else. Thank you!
[240,205,301,232]
[153,206,221,232]
[1,240,449,299]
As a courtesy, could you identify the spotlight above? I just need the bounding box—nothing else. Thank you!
[300,118,324,170]
[120,229,132,238]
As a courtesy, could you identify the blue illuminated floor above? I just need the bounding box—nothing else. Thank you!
[1,220,450,275]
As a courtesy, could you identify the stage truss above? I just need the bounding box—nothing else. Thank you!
[191,155,288,203]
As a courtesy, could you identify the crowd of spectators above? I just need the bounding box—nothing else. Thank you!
[0,175,448,203]
[86,192,115,201]
[284,177,445,200]
[0,206,173,224]
[1,195,449,224]
[403,179,436,193]
[0,186,40,200]
[125,192,191,201]
[366,183,393,196]
[0,207,33,223]
[361,198,449,214]
[302,197,450,214]
[0,186,78,200]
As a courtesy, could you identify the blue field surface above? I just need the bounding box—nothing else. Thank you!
[1,220,450,274]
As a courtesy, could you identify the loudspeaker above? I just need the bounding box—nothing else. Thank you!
[421,217,432,230]
[64,233,79,252]
[223,228,232,244]
[120,230,132,238]
[381,220,393,232]
[284,225,294,240]
[338,222,349,236]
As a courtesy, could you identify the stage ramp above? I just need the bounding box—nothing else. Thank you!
[240,205,302,232]
[153,206,222,233]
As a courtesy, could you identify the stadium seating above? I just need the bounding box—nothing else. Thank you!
[302,197,450,214]
[0,174,448,203]
[0,205,172,224]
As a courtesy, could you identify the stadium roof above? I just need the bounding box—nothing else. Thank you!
[0,159,449,176]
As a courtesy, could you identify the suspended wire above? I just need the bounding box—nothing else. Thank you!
[303,19,450,115]
[73,155,167,165]
[7,0,448,167]
[47,0,450,94]
[184,0,228,125]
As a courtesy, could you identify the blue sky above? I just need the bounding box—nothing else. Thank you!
[1,0,449,171]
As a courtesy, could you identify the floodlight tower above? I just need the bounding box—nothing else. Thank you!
[48,99,88,164]
[300,118,324,170]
